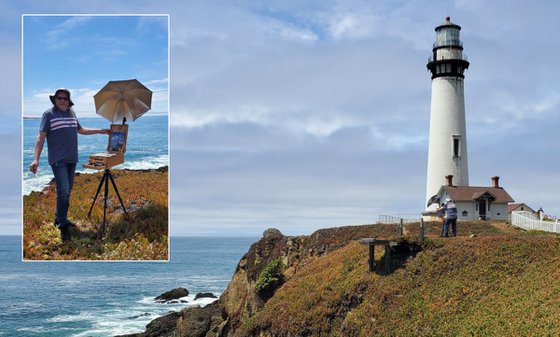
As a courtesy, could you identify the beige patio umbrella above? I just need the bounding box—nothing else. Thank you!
[94,79,152,123]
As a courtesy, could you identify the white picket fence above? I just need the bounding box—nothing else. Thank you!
[510,211,560,233]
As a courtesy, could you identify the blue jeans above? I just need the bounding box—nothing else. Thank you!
[50,161,77,227]
[443,218,457,237]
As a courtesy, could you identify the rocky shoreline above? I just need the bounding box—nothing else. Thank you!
[117,224,395,337]
[109,221,560,336]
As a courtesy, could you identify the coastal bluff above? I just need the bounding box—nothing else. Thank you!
[23,166,169,261]
[120,222,560,336]
[117,224,397,337]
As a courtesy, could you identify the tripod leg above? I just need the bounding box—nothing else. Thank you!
[88,171,107,217]
[108,171,128,217]
[101,170,109,237]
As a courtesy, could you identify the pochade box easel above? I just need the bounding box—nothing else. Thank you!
[83,124,129,237]
[83,124,128,170]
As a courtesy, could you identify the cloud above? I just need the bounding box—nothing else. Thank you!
[271,24,318,43]
[44,16,93,50]
[24,74,169,117]
[170,121,427,235]
[325,11,376,40]
[163,0,560,235]
[24,87,100,117]
[0,133,21,234]
[4,1,560,236]
[146,77,168,85]
[171,35,427,131]
[135,15,168,35]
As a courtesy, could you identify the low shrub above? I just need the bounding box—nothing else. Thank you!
[256,259,285,299]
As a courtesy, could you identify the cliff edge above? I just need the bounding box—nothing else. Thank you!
[123,221,560,336]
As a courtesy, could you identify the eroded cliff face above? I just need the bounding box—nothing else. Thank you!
[221,225,386,335]
[123,224,395,337]
[122,223,560,337]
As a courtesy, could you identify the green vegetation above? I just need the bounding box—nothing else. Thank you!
[256,259,285,297]
[23,168,168,260]
[238,222,560,337]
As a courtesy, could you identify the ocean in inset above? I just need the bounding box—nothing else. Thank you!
[0,235,256,336]
[23,114,168,195]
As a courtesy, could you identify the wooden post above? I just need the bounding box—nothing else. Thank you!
[399,218,404,237]
[360,238,398,274]
[368,243,375,272]
[419,218,425,243]
[384,244,391,274]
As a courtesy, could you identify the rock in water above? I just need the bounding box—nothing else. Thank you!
[194,292,218,300]
[154,287,189,303]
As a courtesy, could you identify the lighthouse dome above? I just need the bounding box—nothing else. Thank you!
[436,16,461,30]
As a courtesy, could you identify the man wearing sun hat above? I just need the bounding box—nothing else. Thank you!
[29,88,109,241]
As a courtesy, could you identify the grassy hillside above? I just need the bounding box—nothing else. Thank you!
[23,168,168,260]
[238,222,560,336]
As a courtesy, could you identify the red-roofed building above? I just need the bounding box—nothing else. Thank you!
[507,203,536,215]
[435,175,514,220]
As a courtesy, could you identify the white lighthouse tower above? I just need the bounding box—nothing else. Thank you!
[425,17,470,212]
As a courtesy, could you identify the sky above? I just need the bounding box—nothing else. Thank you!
[22,15,169,117]
[1,0,559,236]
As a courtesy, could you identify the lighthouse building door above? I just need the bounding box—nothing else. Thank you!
[476,193,496,220]
[477,199,487,220]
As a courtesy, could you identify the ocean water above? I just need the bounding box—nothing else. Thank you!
[23,114,169,195]
[0,235,257,336]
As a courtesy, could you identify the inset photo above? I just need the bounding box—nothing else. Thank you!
[22,15,169,261]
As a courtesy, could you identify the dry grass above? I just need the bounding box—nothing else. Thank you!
[238,222,560,337]
[23,168,168,260]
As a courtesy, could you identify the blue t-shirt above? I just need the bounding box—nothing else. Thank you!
[39,107,82,165]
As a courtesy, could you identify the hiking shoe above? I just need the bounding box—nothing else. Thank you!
[59,224,70,242]
[55,218,76,227]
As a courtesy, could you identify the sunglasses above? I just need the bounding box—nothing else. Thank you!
[56,96,69,101]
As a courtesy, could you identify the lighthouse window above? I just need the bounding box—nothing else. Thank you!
[436,28,461,47]
[452,135,461,158]
[446,64,451,73]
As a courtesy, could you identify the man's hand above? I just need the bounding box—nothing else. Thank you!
[29,159,39,174]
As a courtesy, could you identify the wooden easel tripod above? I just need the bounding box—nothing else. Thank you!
[83,123,129,237]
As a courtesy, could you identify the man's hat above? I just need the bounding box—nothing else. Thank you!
[49,88,74,107]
